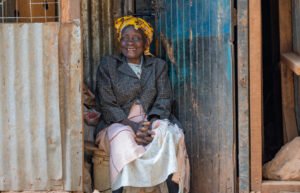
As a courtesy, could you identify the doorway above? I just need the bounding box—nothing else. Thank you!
[82,0,236,193]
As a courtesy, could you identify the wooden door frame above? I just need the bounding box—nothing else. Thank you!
[237,0,252,192]
[237,0,264,192]
[247,0,300,193]
[60,1,84,192]
[249,0,263,192]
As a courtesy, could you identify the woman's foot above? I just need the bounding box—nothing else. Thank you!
[167,175,179,193]
[112,187,123,193]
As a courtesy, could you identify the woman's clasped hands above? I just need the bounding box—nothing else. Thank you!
[135,121,155,146]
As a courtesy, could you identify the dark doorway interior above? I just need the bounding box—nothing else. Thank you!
[261,0,283,163]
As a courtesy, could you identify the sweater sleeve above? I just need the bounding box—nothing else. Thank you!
[148,61,172,119]
[95,57,127,123]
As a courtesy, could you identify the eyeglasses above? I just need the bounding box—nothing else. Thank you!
[120,36,143,43]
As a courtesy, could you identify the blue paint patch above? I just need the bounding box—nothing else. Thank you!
[157,0,235,190]
[226,43,233,84]
[158,0,231,39]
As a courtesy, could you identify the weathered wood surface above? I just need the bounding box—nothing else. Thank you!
[156,0,235,192]
[262,181,300,193]
[59,23,83,191]
[260,1,300,193]
[249,0,263,191]
[293,0,300,136]
[238,0,250,192]
[81,0,117,91]
[281,53,300,75]
[61,0,81,23]
[280,57,297,144]
[279,0,297,144]
[292,0,300,55]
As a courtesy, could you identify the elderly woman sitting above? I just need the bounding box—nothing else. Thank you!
[95,16,190,193]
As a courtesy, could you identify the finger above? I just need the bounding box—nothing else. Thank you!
[139,126,148,132]
[136,131,147,138]
[139,138,148,145]
[147,130,155,136]
[143,140,151,146]
[145,136,153,143]
[142,121,151,127]
[147,130,155,135]
[135,137,145,145]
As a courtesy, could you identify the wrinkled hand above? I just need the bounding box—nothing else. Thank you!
[148,115,160,130]
[120,118,141,133]
[135,121,155,146]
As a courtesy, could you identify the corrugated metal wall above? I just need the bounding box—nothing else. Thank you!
[0,23,82,191]
[81,0,134,91]
[81,0,235,192]
[59,22,83,191]
[293,0,300,135]
[156,0,235,192]
[81,0,114,91]
[0,23,62,191]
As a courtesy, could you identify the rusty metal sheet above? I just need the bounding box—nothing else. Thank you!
[156,0,235,192]
[0,23,63,191]
[81,0,115,91]
[81,0,134,91]
[59,22,83,191]
[0,22,83,191]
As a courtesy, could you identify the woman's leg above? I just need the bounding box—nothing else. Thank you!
[167,175,179,193]
[112,187,123,193]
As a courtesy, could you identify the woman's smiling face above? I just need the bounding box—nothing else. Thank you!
[120,26,147,64]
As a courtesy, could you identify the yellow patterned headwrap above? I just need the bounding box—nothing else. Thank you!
[115,16,154,56]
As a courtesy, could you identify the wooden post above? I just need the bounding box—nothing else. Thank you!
[262,181,300,193]
[237,0,250,192]
[60,0,81,23]
[249,0,263,191]
[59,0,83,191]
[281,53,300,76]
[279,0,298,143]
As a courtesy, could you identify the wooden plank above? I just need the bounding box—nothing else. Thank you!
[59,23,83,191]
[238,0,250,192]
[281,53,300,76]
[262,181,300,193]
[16,0,57,22]
[60,0,80,23]
[293,0,300,54]
[249,0,263,191]
[16,0,31,22]
[292,0,300,137]
[280,60,298,142]
[279,0,297,144]
[279,0,293,53]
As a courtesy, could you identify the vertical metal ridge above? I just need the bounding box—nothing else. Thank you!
[157,0,234,192]
[82,0,116,91]
[0,23,63,191]
[59,23,83,191]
